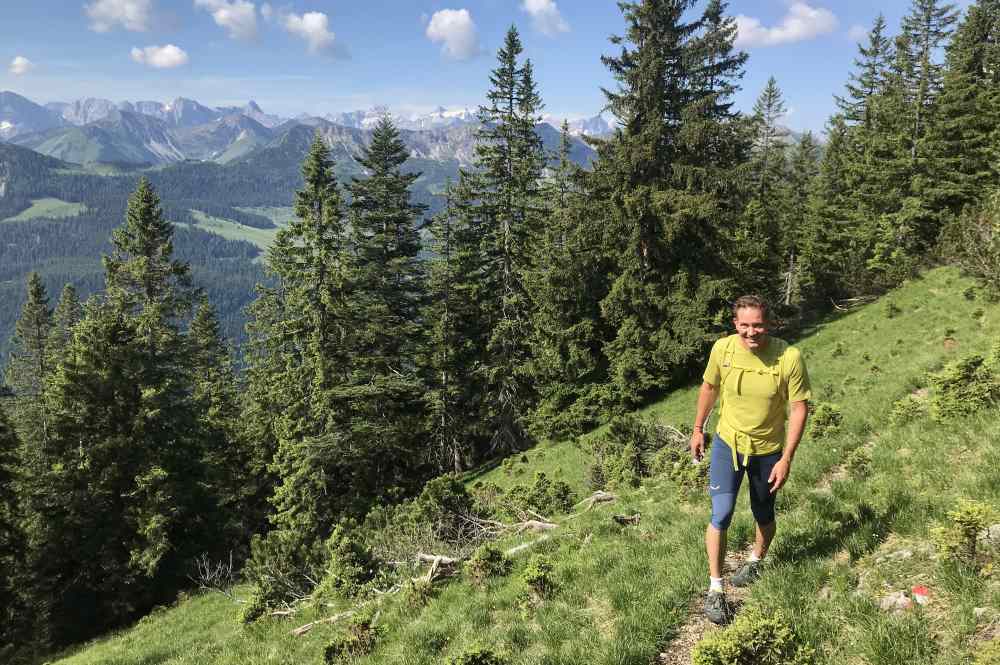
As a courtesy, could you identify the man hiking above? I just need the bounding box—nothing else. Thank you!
[689,295,811,624]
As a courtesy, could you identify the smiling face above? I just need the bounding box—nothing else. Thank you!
[733,306,768,352]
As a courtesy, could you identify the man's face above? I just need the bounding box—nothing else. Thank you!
[733,306,768,351]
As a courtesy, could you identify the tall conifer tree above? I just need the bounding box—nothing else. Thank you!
[589,0,747,407]
[4,273,52,442]
[836,15,894,127]
[525,123,611,438]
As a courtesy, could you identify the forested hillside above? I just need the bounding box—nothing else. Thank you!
[2,0,1000,663]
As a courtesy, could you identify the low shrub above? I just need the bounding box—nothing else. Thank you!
[313,522,377,601]
[464,544,513,587]
[927,354,1000,421]
[412,475,477,541]
[691,606,815,665]
[448,646,508,665]
[931,499,995,566]
[240,528,326,622]
[889,394,926,424]
[503,473,576,519]
[401,577,435,608]
[471,474,576,521]
[522,555,556,599]
[650,437,709,493]
[588,415,685,490]
[843,446,872,477]
[808,403,843,439]
[323,608,381,664]
[237,586,268,624]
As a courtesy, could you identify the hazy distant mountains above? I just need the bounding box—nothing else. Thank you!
[0,91,611,169]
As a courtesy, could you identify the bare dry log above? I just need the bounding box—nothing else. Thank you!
[290,610,354,637]
[513,520,560,534]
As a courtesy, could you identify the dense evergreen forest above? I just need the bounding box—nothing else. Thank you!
[2,0,1000,660]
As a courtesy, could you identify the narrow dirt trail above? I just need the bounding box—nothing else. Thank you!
[656,549,752,665]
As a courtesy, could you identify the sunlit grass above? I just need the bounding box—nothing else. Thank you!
[1,198,87,223]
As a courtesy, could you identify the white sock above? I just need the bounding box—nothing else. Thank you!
[709,576,724,593]
[747,552,762,563]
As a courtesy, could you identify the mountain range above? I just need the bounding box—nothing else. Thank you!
[0,91,611,168]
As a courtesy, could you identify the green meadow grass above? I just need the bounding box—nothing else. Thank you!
[50,267,1000,665]
[0,198,87,223]
[177,210,282,253]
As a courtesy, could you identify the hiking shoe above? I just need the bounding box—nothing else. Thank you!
[731,560,763,588]
[704,590,730,625]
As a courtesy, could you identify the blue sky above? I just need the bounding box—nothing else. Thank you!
[0,1,976,132]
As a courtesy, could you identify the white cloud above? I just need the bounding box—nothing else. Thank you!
[130,44,190,68]
[735,2,838,48]
[847,24,868,41]
[520,0,569,37]
[260,2,272,21]
[9,56,36,76]
[84,0,153,32]
[426,9,480,60]
[194,0,257,40]
[284,11,336,54]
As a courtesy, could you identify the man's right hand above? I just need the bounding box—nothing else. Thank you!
[690,430,705,463]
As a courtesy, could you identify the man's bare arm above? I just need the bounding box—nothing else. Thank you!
[768,400,809,493]
[690,382,719,461]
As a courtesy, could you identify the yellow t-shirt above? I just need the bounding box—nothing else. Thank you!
[703,334,811,463]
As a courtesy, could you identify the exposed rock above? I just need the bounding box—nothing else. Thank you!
[879,590,913,612]
[979,524,1000,545]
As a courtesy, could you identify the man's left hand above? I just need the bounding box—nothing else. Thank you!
[768,458,791,494]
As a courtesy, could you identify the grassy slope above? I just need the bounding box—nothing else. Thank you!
[51,267,1000,665]
[0,198,87,223]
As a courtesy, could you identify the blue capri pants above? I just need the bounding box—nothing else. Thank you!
[708,434,781,530]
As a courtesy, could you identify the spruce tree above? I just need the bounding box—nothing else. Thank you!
[435,26,547,457]
[189,297,256,547]
[836,15,894,127]
[902,0,960,158]
[749,77,790,200]
[262,134,353,545]
[525,123,611,438]
[0,403,24,658]
[343,116,430,493]
[425,183,485,471]
[476,26,547,453]
[589,0,746,407]
[47,284,82,367]
[3,273,52,442]
[780,132,821,307]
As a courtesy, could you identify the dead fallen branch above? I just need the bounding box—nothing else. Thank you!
[416,554,459,582]
[514,520,560,534]
[290,610,354,637]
